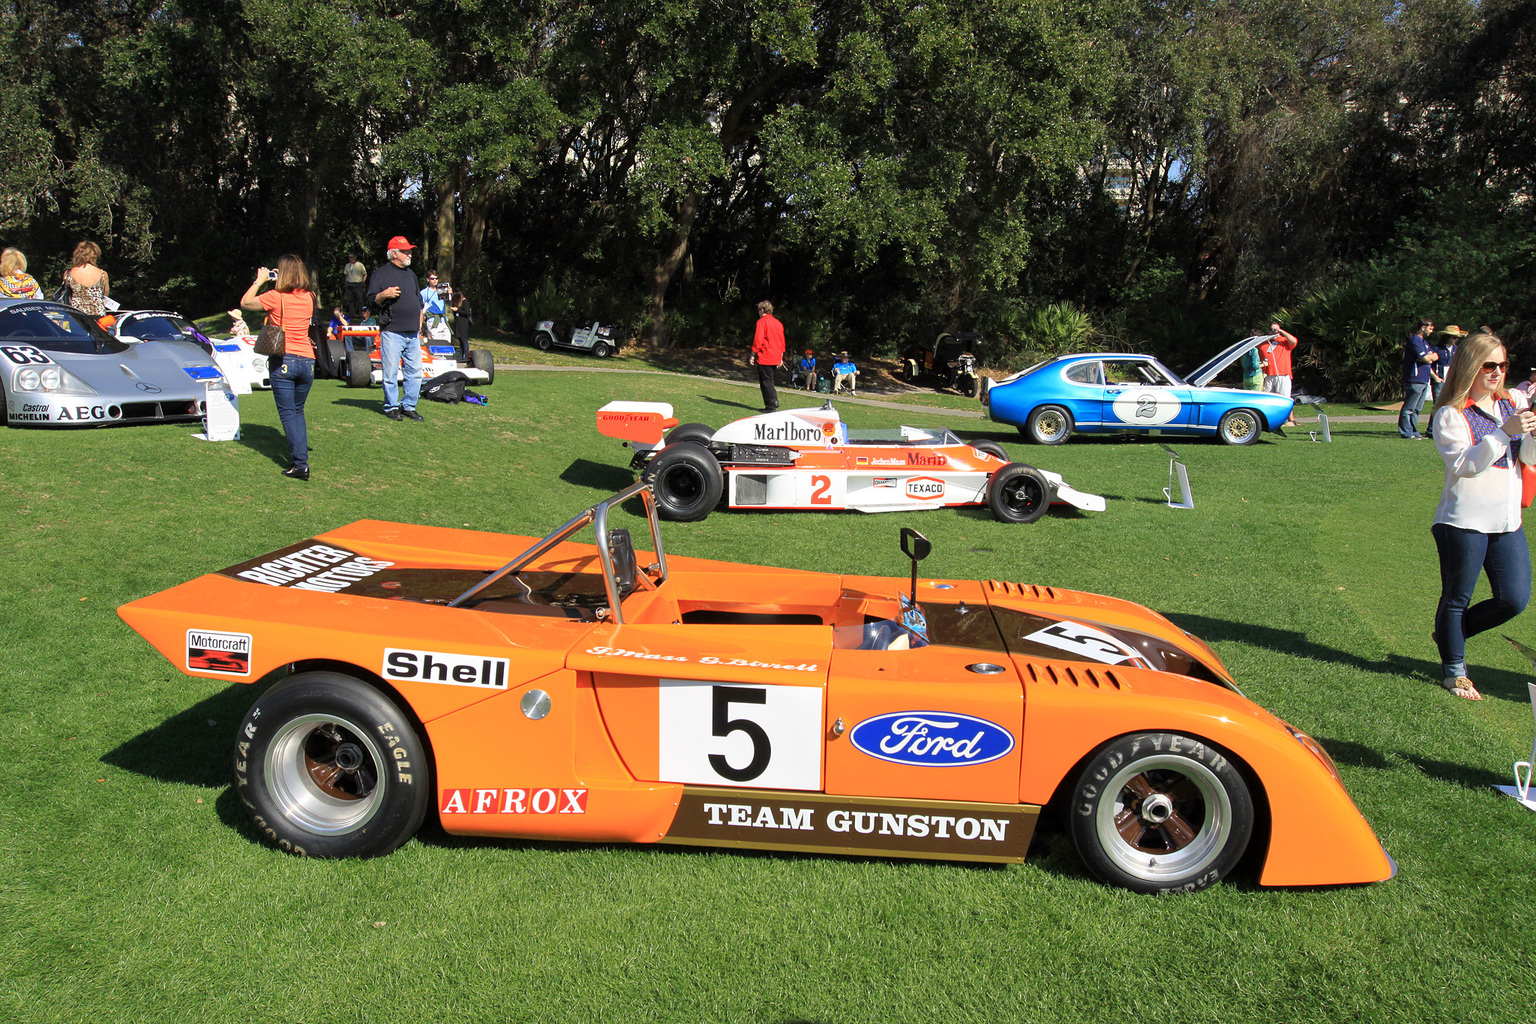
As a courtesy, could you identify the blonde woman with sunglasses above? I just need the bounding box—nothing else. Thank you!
[1428,332,1536,698]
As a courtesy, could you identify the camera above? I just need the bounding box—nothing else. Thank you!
[436,282,452,298]
[267,269,278,281]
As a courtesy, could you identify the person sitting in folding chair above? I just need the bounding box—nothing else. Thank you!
[833,351,858,395]
[794,349,817,391]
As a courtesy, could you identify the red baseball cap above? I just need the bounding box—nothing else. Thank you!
[386,235,415,251]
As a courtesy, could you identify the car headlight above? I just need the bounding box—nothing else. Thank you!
[1285,724,1341,781]
[16,368,39,390]
[39,367,61,390]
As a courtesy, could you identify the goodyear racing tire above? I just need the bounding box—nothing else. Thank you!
[666,422,715,446]
[535,332,553,352]
[592,341,612,359]
[1068,732,1254,894]
[321,338,346,380]
[235,672,431,858]
[345,350,372,388]
[642,441,723,522]
[970,438,1009,462]
[1217,408,1262,446]
[987,462,1052,523]
[1025,405,1073,445]
[470,349,495,384]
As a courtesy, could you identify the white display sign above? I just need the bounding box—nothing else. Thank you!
[199,378,240,441]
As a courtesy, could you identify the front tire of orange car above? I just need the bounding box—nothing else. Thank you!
[1068,732,1254,893]
[235,672,432,858]
[987,463,1051,523]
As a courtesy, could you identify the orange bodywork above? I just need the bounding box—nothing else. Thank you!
[119,516,1392,886]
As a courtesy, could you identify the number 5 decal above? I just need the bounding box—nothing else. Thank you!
[658,679,823,790]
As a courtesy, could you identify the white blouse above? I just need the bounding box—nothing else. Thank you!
[1432,391,1536,533]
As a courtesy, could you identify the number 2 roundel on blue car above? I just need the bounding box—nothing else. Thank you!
[850,711,1016,767]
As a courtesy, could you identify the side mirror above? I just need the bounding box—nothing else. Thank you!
[900,527,930,606]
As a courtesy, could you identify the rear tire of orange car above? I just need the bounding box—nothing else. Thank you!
[1068,732,1254,894]
[235,672,432,858]
[1025,405,1073,445]
[666,422,715,447]
[469,349,495,384]
[987,463,1052,523]
[643,441,723,521]
[969,438,1008,462]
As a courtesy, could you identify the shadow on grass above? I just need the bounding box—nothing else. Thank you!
[561,458,636,493]
[100,682,257,787]
[701,394,757,411]
[238,423,291,467]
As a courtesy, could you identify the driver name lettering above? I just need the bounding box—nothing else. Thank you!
[753,421,823,442]
[585,647,818,672]
[235,543,395,592]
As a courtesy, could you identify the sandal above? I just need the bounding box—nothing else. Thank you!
[1441,675,1483,700]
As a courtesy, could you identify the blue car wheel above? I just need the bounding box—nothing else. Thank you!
[1024,405,1073,445]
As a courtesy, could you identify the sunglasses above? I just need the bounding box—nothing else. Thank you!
[1481,361,1509,372]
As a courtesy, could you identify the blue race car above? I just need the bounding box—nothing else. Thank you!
[980,335,1295,445]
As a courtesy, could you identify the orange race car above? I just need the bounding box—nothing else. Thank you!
[118,483,1393,893]
[597,401,1105,524]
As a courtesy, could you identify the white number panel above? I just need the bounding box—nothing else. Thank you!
[658,680,824,790]
[1110,389,1182,426]
[1,345,53,366]
[1022,620,1142,665]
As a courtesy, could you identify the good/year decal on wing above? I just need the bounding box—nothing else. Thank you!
[1110,389,1182,426]
[658,680,824,790]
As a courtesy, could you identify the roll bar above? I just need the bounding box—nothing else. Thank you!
[447,481,667,624]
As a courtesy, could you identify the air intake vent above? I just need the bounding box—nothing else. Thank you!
[987,580,1058,601]
[1023,662,1123,690]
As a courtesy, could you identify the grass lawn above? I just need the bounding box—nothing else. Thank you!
[2,368,1532,1022]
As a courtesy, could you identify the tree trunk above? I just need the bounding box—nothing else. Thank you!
[646,189,698,346]
[435,166,459,280]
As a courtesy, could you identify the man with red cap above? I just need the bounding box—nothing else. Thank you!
[364,235,426,420]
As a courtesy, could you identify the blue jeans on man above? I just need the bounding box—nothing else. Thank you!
[1399,381,1430,438]
[1432,523,1531,677]
[380,330,422,413]
[269,354,314,471]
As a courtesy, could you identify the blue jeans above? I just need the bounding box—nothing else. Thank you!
[270,354,314,470]
[381,330,422,411]
[1399,381,1430,437]
[1433,523,1531,677]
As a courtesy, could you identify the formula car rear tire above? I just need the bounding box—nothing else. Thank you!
[345,351,372,388]
[1217,408,1261,446]
[1068,732,1254,894]
[1025,405,1073,445]
[970,438,1008,462]
[470,349,495,384]
[592,342,612,359]
[235,672,431,858]
[987,462,1052,524]
[643,441,723,522]
[322,338,346,380]
[666,422,715,446]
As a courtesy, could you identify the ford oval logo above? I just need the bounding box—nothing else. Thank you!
[850,711,1015,767]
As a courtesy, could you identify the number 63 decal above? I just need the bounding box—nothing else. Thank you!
[657,679,823,790]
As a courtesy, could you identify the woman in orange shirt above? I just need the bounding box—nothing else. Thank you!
[241,255,317,480]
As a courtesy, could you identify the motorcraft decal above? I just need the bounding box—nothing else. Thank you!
[850,711,1016,767]
[186,629,252,676]
[439,787,588,815]
[661,787,1035,863]
[221,541,396,593]
[383,648,509,689]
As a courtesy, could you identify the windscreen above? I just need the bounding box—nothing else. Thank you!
[0,303,127,354]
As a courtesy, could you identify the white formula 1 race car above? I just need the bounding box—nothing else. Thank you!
[597,400,1105,523]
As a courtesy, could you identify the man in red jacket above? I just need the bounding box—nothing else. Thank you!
[752,300,786,412]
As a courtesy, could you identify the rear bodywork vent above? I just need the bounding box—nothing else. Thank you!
[987,580,1058,601]
[1023,661,1123,690]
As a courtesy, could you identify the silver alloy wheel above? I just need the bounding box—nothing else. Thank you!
[1095,753,1234,884]
[1218,409,1260,445]
[266,713,386,835]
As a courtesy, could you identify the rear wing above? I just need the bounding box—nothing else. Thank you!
[597,401,677,447]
